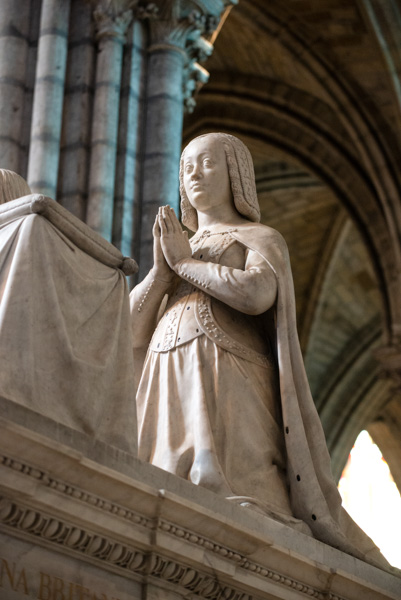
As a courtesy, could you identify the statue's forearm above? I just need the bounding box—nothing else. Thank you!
[129,270,172,348]
[174,257,277,316]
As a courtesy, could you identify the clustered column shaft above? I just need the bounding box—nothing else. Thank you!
[0,1,31,173]
[27,0,71,197]
[86,7,132,241]
[139,40,186,278]
[57,1,96,221]
[113,20,147,261]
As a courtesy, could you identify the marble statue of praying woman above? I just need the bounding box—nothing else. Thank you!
[130,133,389,570]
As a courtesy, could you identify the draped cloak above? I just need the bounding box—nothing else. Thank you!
[133,220,390,570]
[227,222,389,570]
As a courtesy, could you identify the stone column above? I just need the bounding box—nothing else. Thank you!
[20,0,41,180]
[137,0,235,279]
[57,1,96,221]
[27,0,71,197]
[138,27,186,277]
[0,1,31,173]
[86,3,133,241]
[112,18,147,259]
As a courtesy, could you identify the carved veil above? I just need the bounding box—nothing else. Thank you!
[180,133,261,231]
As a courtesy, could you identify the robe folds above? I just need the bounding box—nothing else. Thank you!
[0,194,138,454]
[230,223,389,570]
[134,221,390,571]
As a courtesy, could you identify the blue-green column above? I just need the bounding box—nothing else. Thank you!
[113,19,147,259]
[27,0,71,197]
[86,4,133,241]
[137,20,190,280]
[136,0,235,280]
[57,1,96,221]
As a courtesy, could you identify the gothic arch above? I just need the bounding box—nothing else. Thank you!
[235,0,401,239]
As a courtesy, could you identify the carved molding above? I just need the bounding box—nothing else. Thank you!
[183,62,209,112]
[0,454,347,600]
[0,494,251,599]
[0,495,147,571]
[0,494,346,600]
[183,35,212,112]
[0,454,153,531]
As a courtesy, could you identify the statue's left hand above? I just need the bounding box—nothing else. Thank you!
[159,206,192,270]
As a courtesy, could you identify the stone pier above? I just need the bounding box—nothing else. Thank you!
[86,2,133,241]
[27,0,71,197]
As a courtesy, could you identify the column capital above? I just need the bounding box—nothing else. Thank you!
[146,0,236,109]
[147,0,236,48]
[92,1,136,43]
[148,19,195,54]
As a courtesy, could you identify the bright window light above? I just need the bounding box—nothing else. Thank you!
[338,430,401,568]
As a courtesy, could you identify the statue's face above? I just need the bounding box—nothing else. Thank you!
[182,136,232,212]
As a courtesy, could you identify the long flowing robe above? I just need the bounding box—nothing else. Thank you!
[137,228,300,527]
[132,222,390,570]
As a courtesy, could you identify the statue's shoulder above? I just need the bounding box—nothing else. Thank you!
[233,222,288,252]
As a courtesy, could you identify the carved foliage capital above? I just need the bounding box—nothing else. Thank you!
[149,18,195,51]
[147,0,232,49]
[93,1,137,43]
[147,0,226,110]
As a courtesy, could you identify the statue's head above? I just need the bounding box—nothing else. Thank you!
[179,133,260,231]
[0,169,31,205]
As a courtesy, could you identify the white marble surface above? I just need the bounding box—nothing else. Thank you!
[0,414,399,600]
[130,133,390,570]
[0,192,137,454]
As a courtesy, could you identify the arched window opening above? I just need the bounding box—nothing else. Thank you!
[338,430,401,568]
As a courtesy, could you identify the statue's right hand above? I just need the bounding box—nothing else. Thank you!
[152,214,174,283]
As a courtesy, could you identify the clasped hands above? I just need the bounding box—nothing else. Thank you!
[152,205,192,282]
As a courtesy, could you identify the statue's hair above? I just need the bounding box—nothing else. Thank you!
[180,133,260,232]
[0,169,31,205]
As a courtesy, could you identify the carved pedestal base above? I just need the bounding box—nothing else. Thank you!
[0,402,399,600]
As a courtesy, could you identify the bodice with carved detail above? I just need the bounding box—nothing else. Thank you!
[149,229,272,367]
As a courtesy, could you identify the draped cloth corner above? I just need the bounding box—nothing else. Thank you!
[0,206,137,454]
